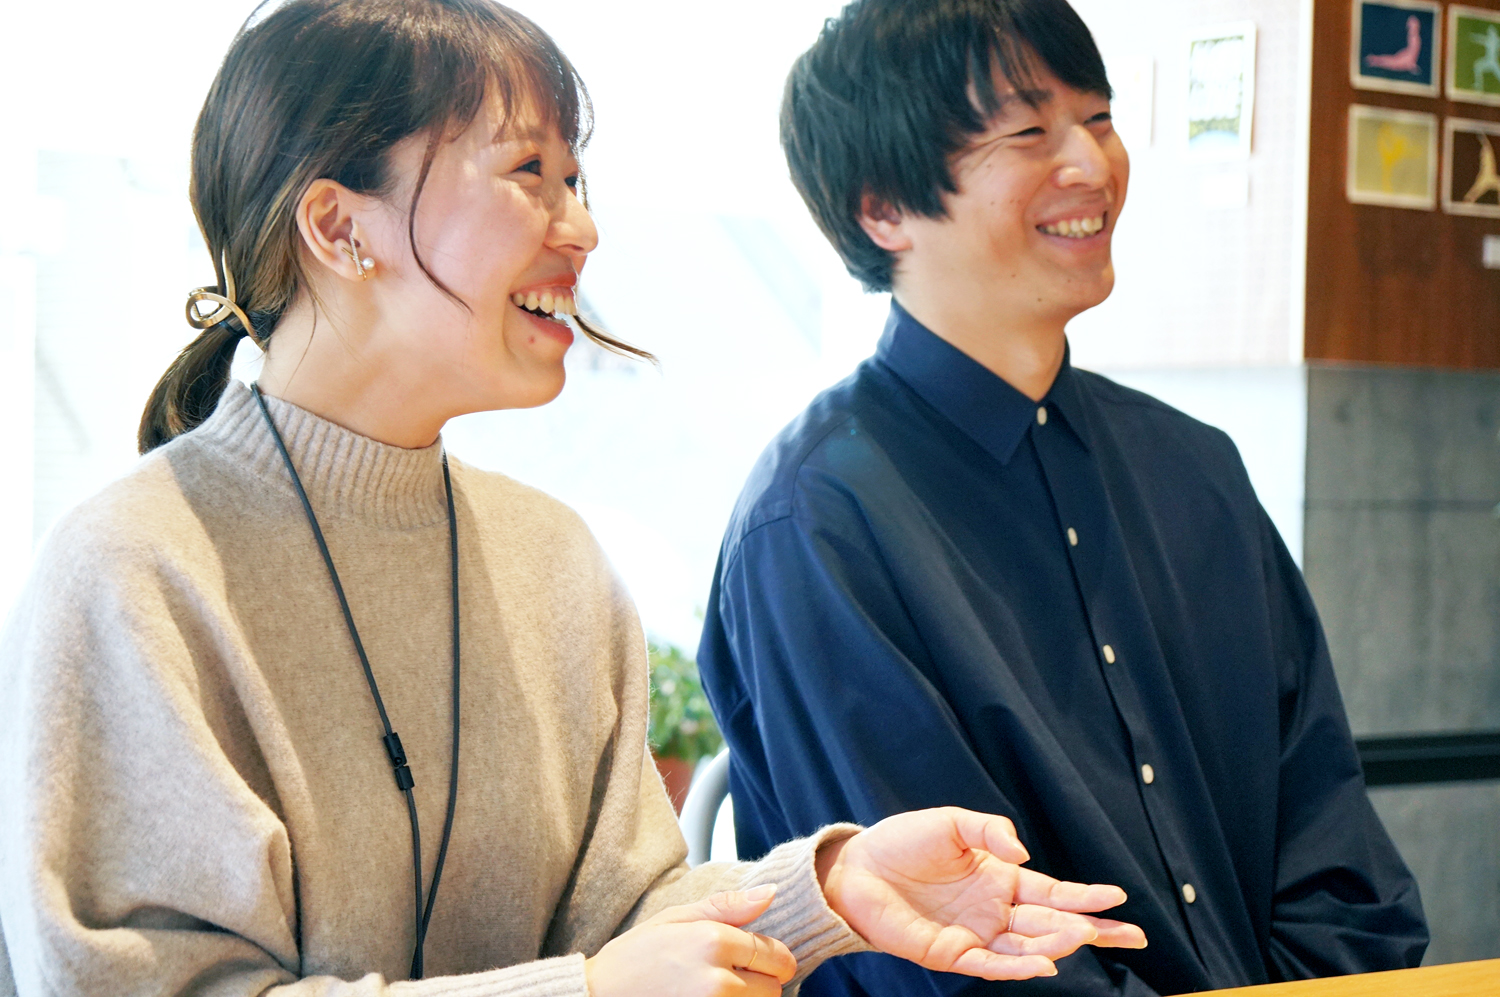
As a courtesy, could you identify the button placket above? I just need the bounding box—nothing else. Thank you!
[1034,409,1202,935]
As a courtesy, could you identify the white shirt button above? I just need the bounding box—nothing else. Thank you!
[1036,406,1048,425]
[1182,883,1197,904]
[1141,763,1155,784]
[1102,644,1116,664]
[1067,527,1079,547]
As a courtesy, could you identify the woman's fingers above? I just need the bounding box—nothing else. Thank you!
[986,905,1149,957]
[949,948,1060,981]
[1082,914,1149,949]
[942,807,1030,864]
[729,966,795,996]
[723,930,797,985]
[989,905,1099,958]
[1013,867,1130,913]
[646,885,778,928]
[585,891,798,997]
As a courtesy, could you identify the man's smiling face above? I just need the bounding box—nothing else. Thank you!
[868,58,1130,333]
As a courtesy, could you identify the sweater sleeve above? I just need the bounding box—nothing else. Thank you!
[534,536,871,990]
[0,499,866,997]
[0,510,603,997]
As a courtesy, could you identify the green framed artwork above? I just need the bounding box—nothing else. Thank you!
[1447,4,1500,105]
[1346,104,1439,209]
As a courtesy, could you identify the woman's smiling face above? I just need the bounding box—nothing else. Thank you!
[362,92,598,413]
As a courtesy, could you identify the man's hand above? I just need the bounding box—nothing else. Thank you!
[817,807,1148,980]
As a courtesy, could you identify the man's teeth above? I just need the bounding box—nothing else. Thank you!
[510,289,577,316]
[1040,216,1105,238]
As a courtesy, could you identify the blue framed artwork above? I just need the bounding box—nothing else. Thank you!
[1351,0,1443,96]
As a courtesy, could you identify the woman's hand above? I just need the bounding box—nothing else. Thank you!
[818,807,1148,981]
[585,886,797,997]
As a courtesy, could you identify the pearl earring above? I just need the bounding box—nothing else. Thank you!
[345,242,375,279]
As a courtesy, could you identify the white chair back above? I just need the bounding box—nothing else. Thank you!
[679,748,731,867]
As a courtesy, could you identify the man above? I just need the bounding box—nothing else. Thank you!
[695,1,1428,995]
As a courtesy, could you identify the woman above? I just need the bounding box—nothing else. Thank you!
[0,1,1146,994]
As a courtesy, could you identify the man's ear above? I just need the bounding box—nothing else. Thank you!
[857,194,913,253]
[295,179,374,281]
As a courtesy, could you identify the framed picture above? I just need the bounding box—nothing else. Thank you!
[1185,22,1257,160]
[1346,104,1439,209]
[1351,0,1443,96]
[1447,4,1500,105]
[1443,117,1500,216]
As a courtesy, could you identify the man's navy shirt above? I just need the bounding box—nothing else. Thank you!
[697,302,1426,997]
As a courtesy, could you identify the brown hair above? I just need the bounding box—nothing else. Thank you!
[139,0,649,453]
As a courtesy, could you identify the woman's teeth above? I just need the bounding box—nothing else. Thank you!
[511,289,577,317]
[1040,215,1105,238]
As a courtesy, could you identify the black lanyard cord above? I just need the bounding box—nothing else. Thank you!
[252,383,460,980]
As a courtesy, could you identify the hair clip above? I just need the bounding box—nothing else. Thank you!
[186,251,258,342]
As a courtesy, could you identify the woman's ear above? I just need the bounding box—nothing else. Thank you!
[294,179,374,281]
[857,194,913,253]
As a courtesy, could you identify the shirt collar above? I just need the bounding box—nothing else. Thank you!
[873,299,1090,465]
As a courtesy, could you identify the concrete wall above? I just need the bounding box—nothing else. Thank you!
[1304,363,1500,964]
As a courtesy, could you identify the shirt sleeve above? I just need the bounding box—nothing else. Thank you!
[1258,508,1429,979]
[698,504,1160,997]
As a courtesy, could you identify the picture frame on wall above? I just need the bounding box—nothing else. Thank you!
[1351,0,1443,96]
[1447,3,1500,105]
[1185,21,1256,159]
[1346,104,1439,209]
[1442,116,1500,215]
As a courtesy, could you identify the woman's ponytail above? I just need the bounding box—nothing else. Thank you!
[137,320,246,454]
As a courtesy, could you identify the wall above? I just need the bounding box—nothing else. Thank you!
[1069,0,1316,561]
[1305,0,1500,368]
[1069,0,1311,369]
[1304,362,1500,963]
[1298,0,1500,964]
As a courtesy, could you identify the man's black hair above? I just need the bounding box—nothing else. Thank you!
[781,0,1112,291]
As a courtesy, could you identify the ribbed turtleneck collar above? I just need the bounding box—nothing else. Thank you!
[193,379,449,530]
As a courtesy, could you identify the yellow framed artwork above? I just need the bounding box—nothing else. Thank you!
[1346,104,1439,209]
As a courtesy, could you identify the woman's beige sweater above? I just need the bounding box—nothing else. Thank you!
[0,382,867,997]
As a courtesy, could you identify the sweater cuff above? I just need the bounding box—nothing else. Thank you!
[737,823,876,982]
[391,953,589,997]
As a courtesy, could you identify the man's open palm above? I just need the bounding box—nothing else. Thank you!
[821,808,1148,981]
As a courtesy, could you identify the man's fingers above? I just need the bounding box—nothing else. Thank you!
[943,807,1029,864]
[948,948,1059,981]
[644,885,778,928]
[1013,867,1128,912]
